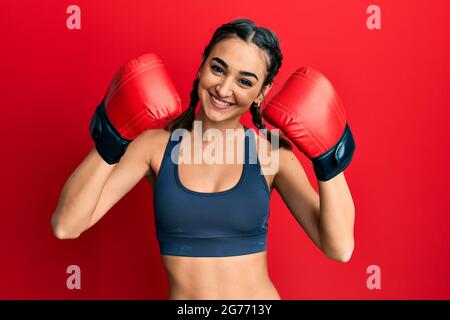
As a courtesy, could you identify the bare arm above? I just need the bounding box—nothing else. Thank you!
[50,147,115,239]
[273,148,322,250]
[318,173,355,262]
[273,148,355,263]
[50,130,156,239]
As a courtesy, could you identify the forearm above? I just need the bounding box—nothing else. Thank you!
[51,147,115,238]
[318,172,355,261]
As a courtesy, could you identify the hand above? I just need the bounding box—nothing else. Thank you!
[89,53,182,164]
[262,67,356,181]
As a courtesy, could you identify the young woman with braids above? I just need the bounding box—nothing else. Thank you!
[52,18,356,300]
[153,18,290,299]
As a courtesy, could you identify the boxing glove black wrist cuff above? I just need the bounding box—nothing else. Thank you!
[312,123,356,181]
[89,99,132,165]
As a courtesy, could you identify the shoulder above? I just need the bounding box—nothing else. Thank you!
[248,128,302,191]
[142,128,171,143]
[139,128,171,140]
[137,128,171,148]
[248,127,294,160]
[126,129,171,166]
[246,128,302,188]
[273,145,307,190]
[136,129,172,176]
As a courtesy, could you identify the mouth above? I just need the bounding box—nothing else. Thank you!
[208,92,235,109]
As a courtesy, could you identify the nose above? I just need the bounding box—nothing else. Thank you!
[215,77,234,99]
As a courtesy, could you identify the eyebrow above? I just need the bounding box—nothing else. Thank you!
[211,57,259,81]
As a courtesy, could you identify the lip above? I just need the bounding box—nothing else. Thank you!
[209,92,234,109]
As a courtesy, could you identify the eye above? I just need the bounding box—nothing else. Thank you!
[210,64,253,87]
[239,79,253,87]
[211,65,223,74]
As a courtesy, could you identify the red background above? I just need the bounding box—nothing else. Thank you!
[2,0,450,299]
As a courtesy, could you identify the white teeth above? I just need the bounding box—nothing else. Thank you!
[211,94,232,106]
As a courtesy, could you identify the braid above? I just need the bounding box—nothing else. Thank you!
[165,77,199,132]
[189,78,200,109]
[249,101,292,151]
[250,102,266,130]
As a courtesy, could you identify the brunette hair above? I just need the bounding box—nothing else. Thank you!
[165,18,292,150]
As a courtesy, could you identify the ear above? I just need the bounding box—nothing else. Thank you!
[255,83,273,104]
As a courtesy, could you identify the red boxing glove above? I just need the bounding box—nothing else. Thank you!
[262,67,355,181]
[90,53,182,164]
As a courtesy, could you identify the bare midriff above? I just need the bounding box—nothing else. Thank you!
[161,251,281,300]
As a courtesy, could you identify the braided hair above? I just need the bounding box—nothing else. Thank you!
[165,18,292,150]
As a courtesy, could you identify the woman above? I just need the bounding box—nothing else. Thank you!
[51,18,356,300]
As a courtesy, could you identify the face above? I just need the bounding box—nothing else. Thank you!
[197,38,272,123]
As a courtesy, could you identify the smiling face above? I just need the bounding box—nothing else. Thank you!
[197,37,272,124]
